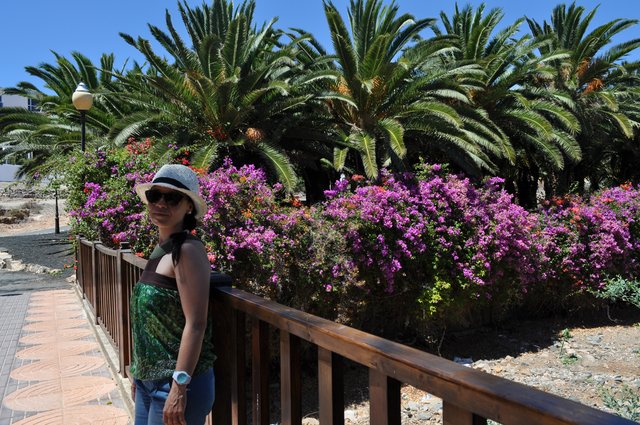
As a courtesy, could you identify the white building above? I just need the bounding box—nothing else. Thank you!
[0,90,38,181]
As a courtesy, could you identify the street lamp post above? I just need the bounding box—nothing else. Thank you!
[72,83,93,151]
[52,179,61,234]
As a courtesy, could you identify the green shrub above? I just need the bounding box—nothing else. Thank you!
[594,276,640,309]
[599,384,640,421]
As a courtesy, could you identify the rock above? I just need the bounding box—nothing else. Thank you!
[6,259,25,271]
[453,357,473,367]
[407,401,420,411]
[418,412,432,420]
[581,354,597,366]
[586,335,603,345]
[564,348,577,357]
[474,361,488,370]
[25,264,49,274]
[344,410,358,422]
[518,366,532,376]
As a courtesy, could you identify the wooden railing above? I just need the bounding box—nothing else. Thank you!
[75,237,635,425]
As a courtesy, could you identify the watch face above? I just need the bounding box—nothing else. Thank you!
[174,371,189,385]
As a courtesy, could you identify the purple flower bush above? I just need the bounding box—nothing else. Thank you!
[66,139,158,256]
[322,167,541,331]
[197,160,356,316]
[66,144,640,336]
[534,184,640,302]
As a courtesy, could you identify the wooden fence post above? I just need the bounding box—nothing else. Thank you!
[280,331,301,425]
[91,241,100,321]
[75,235,83,295]
[116,242,131,376]
[252,319,270,425]
[443,401,488,425]
[370,370,401,425]
[318,348,344,425]
[212,294,232,425]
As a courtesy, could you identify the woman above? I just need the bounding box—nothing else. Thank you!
[130,164,215,425]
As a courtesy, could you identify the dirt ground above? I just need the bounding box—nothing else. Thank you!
[314,309,640,424]
[0,188,69,237]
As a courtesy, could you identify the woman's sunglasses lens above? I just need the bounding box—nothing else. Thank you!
[145,189,184,206]
[145,189,162,203]
[164,192,184,205]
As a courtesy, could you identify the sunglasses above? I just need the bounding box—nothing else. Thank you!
[145,189,186,206]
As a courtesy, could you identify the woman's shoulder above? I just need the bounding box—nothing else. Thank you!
[180,235,207,255]
[176,236,209,275]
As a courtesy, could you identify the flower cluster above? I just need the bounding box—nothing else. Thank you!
[322,169,540,320]
[65,139,160,255]
[536,185,640,293]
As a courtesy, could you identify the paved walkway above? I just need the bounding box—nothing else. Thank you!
[0,270,132,424]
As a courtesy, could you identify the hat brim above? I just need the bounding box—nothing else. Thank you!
[135,182,207,220]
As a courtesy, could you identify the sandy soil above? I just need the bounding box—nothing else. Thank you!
[0,196,69,237]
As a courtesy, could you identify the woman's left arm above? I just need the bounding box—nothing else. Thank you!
[164,240,211,425]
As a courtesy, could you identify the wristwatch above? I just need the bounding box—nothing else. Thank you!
[172,370,192,385]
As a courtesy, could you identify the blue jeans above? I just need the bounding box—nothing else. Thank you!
[133,368,215,425]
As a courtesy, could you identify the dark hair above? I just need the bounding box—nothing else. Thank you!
[170,202,198,265]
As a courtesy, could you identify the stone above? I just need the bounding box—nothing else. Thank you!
[25,264,49,274]
[581,354,597,366]
[407,401,420,411]
[6,259,26,271]
[518,366,532,376]
[418,412,432,420]
[344,410,358,422]
[586,335,603,345]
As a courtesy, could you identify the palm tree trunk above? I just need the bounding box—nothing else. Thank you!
[516,169,539,209]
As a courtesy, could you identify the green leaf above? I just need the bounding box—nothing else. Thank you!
[378,118,405,157]
[333,147,349,171]
[350,131,378,179]
[255,142,297,192]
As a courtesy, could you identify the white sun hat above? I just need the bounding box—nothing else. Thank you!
[135,164,207,219]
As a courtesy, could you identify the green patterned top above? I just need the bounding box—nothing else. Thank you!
[129,237,215,380]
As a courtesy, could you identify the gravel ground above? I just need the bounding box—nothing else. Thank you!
[0,231,74,273]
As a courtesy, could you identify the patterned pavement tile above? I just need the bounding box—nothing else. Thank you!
[11,405,130,425]
[19,328,93,345]
[16,341,99,360]
[22,319,86,332]
[3,374,117,412]
[10,355,106,381]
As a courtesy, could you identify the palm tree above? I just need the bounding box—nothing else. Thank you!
[0,52,127,177]
[116,0,335,192]
[527,2,640,193]
[434,3,582,207]
[321,0,447,178]
[322,0,521,181]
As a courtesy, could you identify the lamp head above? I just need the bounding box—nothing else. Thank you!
[72,82,93,111]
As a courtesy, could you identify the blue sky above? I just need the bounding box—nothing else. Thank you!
[1,0,639,89]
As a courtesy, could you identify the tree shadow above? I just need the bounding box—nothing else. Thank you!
[436,304,640,361]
